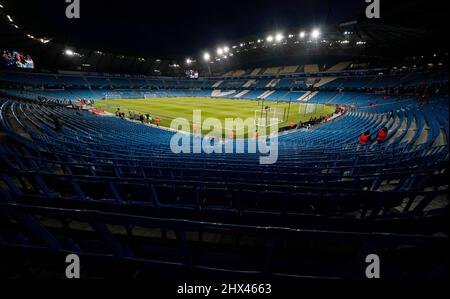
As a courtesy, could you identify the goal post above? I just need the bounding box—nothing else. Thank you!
[254,107,286,128]
[299,102,317,115]
[104,93,122,100]
[144,92,159,99]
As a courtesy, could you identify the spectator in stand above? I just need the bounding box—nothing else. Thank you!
[139,114,145,124]
[115,108,121,117]
[417,83,429,107]
[50,115,61,133]
[423,88,430,105]
[375,127,388,143]
[359,131,372,145]
[335,105,340,114]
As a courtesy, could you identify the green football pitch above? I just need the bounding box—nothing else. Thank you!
[93,97,335,137]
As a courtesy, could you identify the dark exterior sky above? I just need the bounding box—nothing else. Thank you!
[1,0,365,57]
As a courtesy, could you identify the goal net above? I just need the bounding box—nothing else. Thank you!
[254,107,286,128]
[299,103,316,115]
[144,92,159,99]
[104,93,122,100]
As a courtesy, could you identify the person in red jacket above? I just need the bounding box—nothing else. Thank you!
[359,131,372,145]
[375,127,388,143]
[229,130,235,140]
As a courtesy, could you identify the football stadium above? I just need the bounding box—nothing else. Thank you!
[0,0,448,286]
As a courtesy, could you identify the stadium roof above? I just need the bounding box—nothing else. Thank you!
[0,0,448,75]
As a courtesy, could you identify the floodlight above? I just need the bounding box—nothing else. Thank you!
[65,49,75,56]
[266,35,274,42]
[275,33,284,42]
[311,29,321,39]
[203,52,211,61]
[299,31,306,38]
[186,58,192,64]
[217,48,224,55]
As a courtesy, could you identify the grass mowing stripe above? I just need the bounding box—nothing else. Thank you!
[94,97,336,138]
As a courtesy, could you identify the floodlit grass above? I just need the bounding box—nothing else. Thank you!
[94,97,335,137]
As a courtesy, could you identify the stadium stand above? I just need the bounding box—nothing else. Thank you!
[279,65,299,74]
[263,67,282,75]
[315,77,338,88]
[250,68,263,76]
[231,70,246,77]
[327,61,352,72]
[0,64,448,279]
[223,70,235,76]
[304,64,320,73]
[0,0,448,283]
[306,91,338,103]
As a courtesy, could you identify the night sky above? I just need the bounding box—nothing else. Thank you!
[1,0,365,58]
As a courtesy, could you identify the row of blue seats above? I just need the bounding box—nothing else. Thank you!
[1,70,447,90]
[0,96,447,219]
[0,89,448,278]
[0,195,446,278]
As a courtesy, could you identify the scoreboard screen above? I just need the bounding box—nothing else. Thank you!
[185,69,199,79]
[2,50,35,69]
